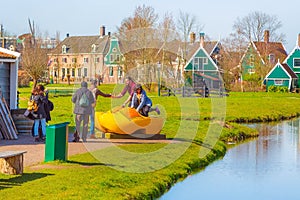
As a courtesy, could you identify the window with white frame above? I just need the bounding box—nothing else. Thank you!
[72,68,75,76]
[248,68,255,74]
[77,68,81,77]
[83,57,89,63]
[62,45,67,54]
[94,57,100,63]
[62,57,67,63]
[110,54,114,62]
[274,80,283,85]
[116,54,120,62]
[109,66,114,76]
[294,58,300,67]
[72,58,77,63]
[193,57,208,70]
[118,66,122,77]
[62,68,66,76]
[268,54,275,64]
[84,68,87,77]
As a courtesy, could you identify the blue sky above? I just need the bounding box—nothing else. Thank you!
[1,0,299,52]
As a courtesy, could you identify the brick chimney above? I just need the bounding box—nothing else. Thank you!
[200,32,205,47]
[190,32,196,43]
[264,30,269,43]
[100,26,105,37]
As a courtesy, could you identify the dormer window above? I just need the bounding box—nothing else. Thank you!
[110,54,114,62]
[112,48,117,52]
[62,45,67,54]
[268,54,275,64]
[91,44,96,53]
[116,54,120,62]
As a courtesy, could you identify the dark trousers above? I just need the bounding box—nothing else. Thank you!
[75,114,89,141]
[132,102,151,117]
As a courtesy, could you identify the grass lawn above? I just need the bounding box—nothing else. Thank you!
[1,84,300,199]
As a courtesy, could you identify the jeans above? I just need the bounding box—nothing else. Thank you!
[33,118,46,137]
[75,114,89,141]
[89,109,95,135]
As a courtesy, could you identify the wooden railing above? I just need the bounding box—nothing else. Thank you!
[161,86,228,98]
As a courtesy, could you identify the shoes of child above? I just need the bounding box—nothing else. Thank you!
[155,106,160,115]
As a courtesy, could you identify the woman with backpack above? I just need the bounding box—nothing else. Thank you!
[32,84,49,142]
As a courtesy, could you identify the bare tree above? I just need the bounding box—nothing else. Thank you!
[116,5,160,90]
[21,45,48,89]
[21,19,48,89]
[233,11,285,42]
[157,13,182,88]
[220,32,248,90]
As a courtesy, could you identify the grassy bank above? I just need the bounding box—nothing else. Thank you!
[1,85,299,199]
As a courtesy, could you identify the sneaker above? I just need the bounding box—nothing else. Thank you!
[89,134,97,139]
[155,106,160,115]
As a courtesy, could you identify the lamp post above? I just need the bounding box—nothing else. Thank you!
[157,62,161,96]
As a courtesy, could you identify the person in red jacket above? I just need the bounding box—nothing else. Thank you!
[112,76,136,107]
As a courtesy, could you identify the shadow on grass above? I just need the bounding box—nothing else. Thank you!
[168,137,214,149]
[66,160,105,167]
[0,172,53,190]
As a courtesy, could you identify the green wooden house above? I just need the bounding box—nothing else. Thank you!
[104,37,124,82]
[282,34,300,87]
[184,33,222,90]
[264,62,298,91]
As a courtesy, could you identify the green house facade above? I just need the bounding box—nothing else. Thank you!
[184,45,222,89]
[104,37,124,80]
[264,62,298,91]
[239,31,287,81]
[240,44,263,76]
[283,47,300,86]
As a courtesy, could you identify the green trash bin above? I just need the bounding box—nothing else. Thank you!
[45,122,70,162]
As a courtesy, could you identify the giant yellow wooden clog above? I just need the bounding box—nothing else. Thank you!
[95,107,164,134]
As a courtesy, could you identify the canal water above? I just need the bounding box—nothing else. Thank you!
[160,118,300,200]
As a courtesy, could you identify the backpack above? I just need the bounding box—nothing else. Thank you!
[79,92,89,107]
[47,100,54,111]
[27,99,38,112]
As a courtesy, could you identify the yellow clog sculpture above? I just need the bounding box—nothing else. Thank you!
[95,107,164,135]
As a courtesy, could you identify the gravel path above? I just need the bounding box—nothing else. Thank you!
[0,133,171,167]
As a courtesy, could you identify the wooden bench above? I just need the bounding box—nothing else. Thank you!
[0,151,27,175]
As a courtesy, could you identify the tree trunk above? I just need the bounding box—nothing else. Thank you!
[32,79,38,90]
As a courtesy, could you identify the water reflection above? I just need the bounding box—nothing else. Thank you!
[160,118,300,200]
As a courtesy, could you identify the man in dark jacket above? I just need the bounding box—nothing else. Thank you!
[72,81,95,142]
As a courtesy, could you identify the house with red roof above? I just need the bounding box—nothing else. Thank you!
[239,30,288,81]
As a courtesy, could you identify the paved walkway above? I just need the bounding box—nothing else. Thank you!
[0,133,171,167]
